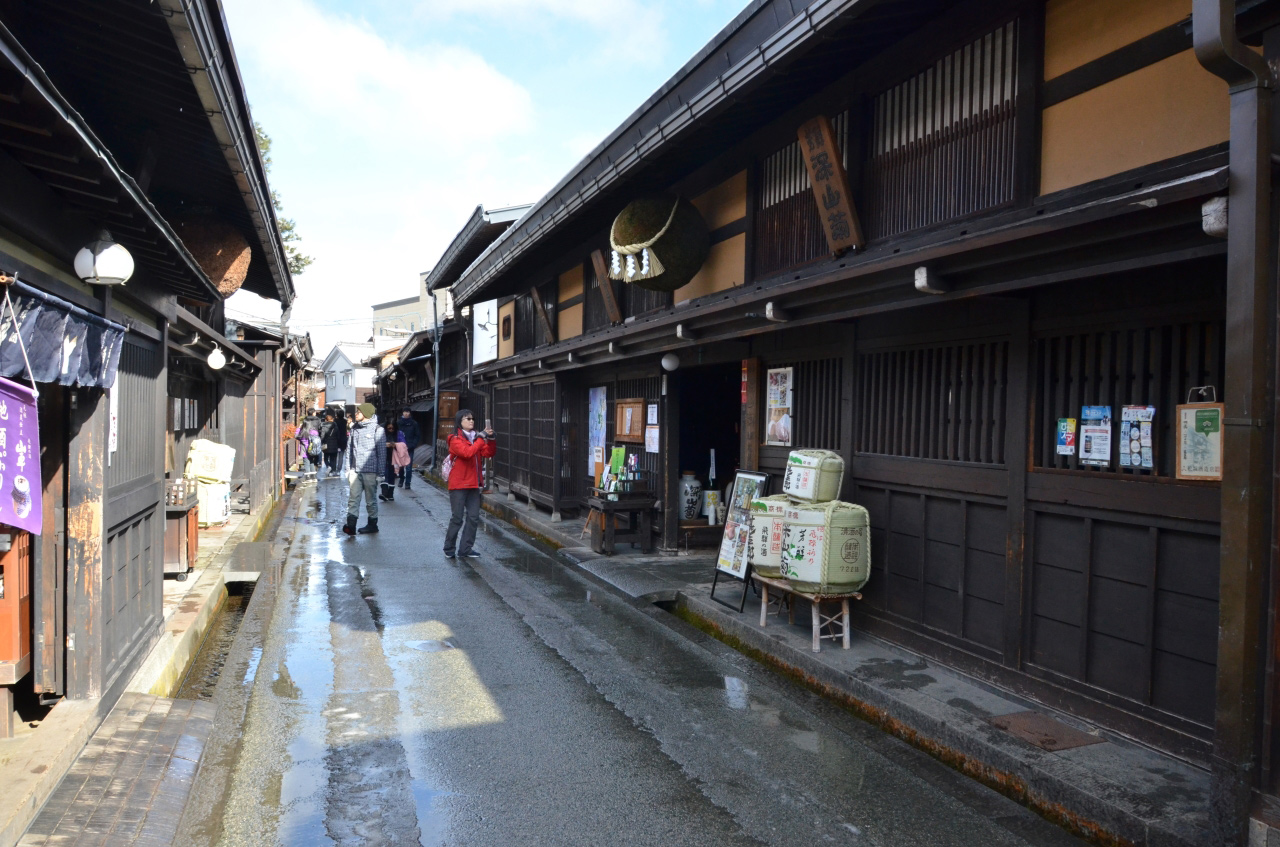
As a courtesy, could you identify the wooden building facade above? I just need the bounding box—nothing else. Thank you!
[0,0,293,739]
[450,0,1280,839]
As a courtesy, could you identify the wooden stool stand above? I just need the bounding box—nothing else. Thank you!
[751,574,862,653]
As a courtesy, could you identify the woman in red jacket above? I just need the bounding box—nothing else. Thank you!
[443,409,496,559]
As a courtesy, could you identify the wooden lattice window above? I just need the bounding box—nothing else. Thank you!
[864,20,1018,240]
[856,341,1008,464]
[1033,319,1226,477]
[753,112,849,279]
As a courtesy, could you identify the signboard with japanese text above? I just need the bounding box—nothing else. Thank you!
[1176,403,1223,480]
[716,470,770,578]
[797,115,864,254]
[1120,406,1155,469]
[0,376,41,534]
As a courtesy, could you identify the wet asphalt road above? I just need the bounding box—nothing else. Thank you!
[214,477,1085,847]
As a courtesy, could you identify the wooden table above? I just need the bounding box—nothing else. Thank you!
[586,494,657,555]
[751,573,862,653]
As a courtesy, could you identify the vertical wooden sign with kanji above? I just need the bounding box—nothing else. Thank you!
[798,116,863,255]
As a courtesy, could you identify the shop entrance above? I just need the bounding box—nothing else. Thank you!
[677,362,740,531]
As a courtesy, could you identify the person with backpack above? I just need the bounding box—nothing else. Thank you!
[442,408,495,559]
[397,409,421,489]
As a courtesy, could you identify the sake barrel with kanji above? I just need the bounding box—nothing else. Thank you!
[781,449,845,504]
[780,501,871,594]
[747,494,791,579]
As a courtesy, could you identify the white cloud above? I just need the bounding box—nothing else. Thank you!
[222,0,552,353]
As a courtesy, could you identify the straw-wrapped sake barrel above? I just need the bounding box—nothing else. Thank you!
[747,494,791,579]
[780,500,871,594]
[782,449,845,504]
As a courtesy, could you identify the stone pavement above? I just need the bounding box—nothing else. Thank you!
[0,490,279,847]
[472,481,1211,847]
[16,694,216,847]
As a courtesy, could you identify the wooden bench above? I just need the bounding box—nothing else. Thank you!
[751,573,862,653]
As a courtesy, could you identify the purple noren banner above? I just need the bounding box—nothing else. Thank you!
[0,376,41,534]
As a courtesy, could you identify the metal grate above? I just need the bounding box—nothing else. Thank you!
[1034,320,1226,476]
[754,112,848,279]
[864,20,1018,239]
[856,342,1008,464]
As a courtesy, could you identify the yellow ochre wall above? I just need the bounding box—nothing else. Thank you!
[557,264,584,339]
[498,300,515,359]
[1039,0,1225,196]
[1039,50,1227,194]
[675,170,748,305]
[1044,0,1189,80]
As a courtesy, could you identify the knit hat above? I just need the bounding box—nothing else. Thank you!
[358,402,375,419]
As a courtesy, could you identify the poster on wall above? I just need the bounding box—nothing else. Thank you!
[1079,406,1112,467]
[716,470,770,578]
[1176,403,1223,480]
[588,386,607,478]
[644,425,660,454]
[0,376,41,534]
[1056,418,1076,456]
[1119,405,1155,469]
[765,367,793,447]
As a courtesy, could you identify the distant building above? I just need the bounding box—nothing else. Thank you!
[320,343,377,408]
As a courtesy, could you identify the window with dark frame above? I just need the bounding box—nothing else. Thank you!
[863,19,1019,240]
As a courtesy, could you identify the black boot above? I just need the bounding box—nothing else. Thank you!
[358,519,379,534]
[342,516,357,536]
[380,483,394,501]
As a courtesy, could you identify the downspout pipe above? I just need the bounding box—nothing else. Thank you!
[1193,2,1275,843]
[430,294,441,472]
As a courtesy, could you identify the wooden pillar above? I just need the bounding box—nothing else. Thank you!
[64,388,106,700]
[740,358,760,472]
[32,386,65,695]
[1001,300,1031,669]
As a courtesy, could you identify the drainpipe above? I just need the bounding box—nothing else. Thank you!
[1193,2,1275,842]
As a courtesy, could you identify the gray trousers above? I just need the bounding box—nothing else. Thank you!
[444,488,481,555]
[347,472,379,522]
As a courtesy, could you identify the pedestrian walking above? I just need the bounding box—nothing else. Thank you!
[442,408,495,559]
[391,427,411,494]
[397,409,420,489]
[342,403,385,536]
[380,420,398,502]
[320,411,343,476]
[306,427,323,473]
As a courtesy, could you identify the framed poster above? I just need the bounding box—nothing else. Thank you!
[765,367,792,446]
[1176,403,1223,480]
[614,397,645,443]
[711,470,770,612]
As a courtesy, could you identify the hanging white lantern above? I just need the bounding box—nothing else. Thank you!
[207,345,226,370]
[74,230,134,286]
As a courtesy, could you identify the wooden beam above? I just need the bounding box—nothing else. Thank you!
[590,249,622,325]
[529,285,556,345]
[740,358,760,472]
[0,100,55,136]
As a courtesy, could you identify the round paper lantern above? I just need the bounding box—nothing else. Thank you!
[608,194,709,293]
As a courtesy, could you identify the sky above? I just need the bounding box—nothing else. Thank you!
[221,0,750,357]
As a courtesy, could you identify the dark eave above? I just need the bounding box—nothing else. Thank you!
[472,160,1228,378]
[0,18,221,302]
[453,0,969,306]
[157,0,295,306]
[0,0,293,305]
[426,204,531,292]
